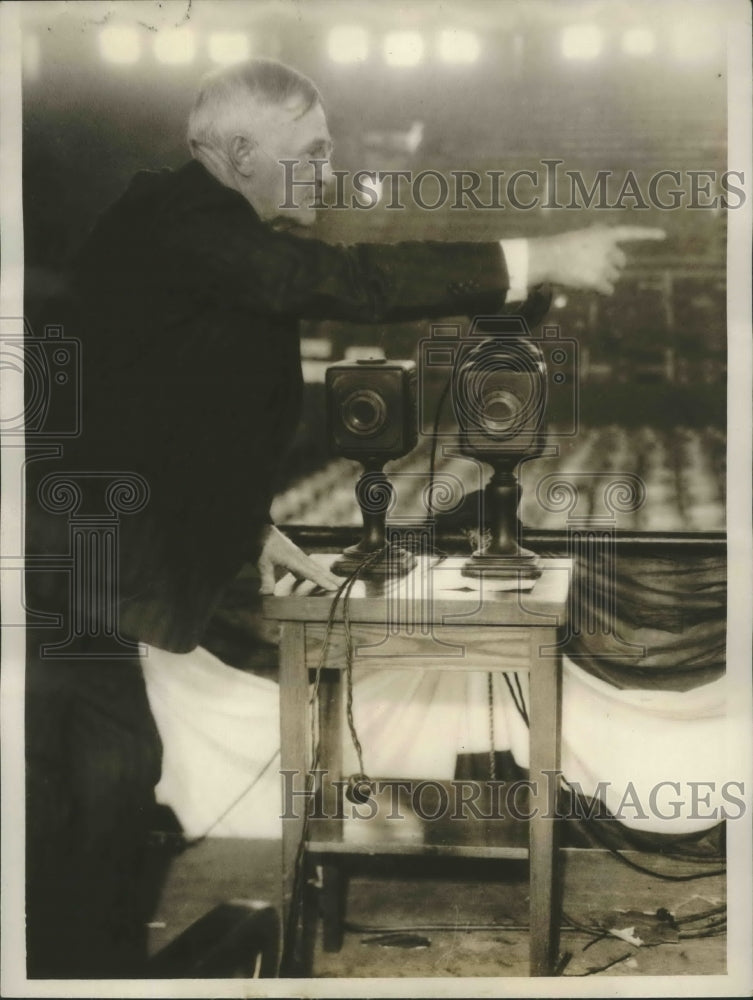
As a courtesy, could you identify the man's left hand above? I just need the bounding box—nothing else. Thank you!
[257,525,341,594]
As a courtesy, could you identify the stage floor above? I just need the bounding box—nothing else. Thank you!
[147,838,726,979]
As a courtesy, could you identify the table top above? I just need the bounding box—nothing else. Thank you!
[264,555,571,628]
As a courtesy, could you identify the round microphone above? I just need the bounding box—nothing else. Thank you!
[345,773,373,805]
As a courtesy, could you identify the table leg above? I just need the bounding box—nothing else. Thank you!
[320,862,347,952]
[317,668,346,951]
[527,628,562,977]
[298,855,320,975]
[278,622,308,975]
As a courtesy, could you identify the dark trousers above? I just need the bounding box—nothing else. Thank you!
[25,629,163,978]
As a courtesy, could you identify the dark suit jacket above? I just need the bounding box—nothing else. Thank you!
[27,159,512,652]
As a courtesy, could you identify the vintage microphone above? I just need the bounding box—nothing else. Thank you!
[452,312,550,581]
[325,357,418,577]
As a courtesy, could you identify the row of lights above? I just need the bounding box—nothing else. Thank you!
[96,23,482,68]
[562,22,717,61]
[99,26,250,66]
[27,19,719,72]
[329,27,480,66]
[332,22,719,66]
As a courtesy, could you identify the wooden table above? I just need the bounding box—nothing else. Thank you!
[264,555,571,977]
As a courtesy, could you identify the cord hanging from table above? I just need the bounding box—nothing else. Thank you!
[284,547,393,971]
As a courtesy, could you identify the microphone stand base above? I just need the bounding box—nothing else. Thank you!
[331,545,416,578]
[461,549,542,582]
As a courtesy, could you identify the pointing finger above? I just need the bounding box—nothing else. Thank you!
[287,550,340,591]
[259,561,275,595]
[609,226,667,243]
[309,566,341,591]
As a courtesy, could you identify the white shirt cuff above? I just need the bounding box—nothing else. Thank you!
[499,238,529,303]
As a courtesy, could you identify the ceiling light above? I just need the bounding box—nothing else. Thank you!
[99,26,141,65]
[384,32,424,67]
[561,24,603,61]
[208,32,251,65]
[153,27,196,65]
[438,29,480,64]
[621,28,655,57]
[328,26,369,64]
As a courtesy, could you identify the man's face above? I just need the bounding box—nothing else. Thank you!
[243,100,333,228]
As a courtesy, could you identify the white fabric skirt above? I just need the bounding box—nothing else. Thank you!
[142,644,730,839]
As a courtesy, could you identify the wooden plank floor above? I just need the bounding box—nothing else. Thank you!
[147,838,725,979]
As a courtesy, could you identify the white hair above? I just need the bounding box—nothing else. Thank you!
[187,58,321,154]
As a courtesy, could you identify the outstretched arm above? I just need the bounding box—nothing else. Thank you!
[527,225,666,296]
[167,182,666,321]
[224,221,666,319]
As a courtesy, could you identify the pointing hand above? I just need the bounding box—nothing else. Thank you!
[528,225,666,295]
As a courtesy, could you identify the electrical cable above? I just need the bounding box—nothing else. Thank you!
[487,672,496,781]
[678,920,727,941]
[284,545,398,969]
[501,672,527,725]
[284,369,726,965]
[674,903,726,924]
[292,592,726,969]
[342,559,369,777]
[309,567,361,769]
[580,931,611,952]
[176,548,389,862]
[567,948,645,977]
[283,562,365,971]
[422,338,724,883]
[183,746,281,847]
[167,561,370,856]
[496,667,726,882]
[513,672,529,726]
[345,919,601,936]
[346,910,728,942]
[205,556,379,967]
[345,909,725,941]
[558,775,727,882]
[561,909,727,976]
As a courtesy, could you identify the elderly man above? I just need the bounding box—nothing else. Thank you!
[25,56,662,977]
